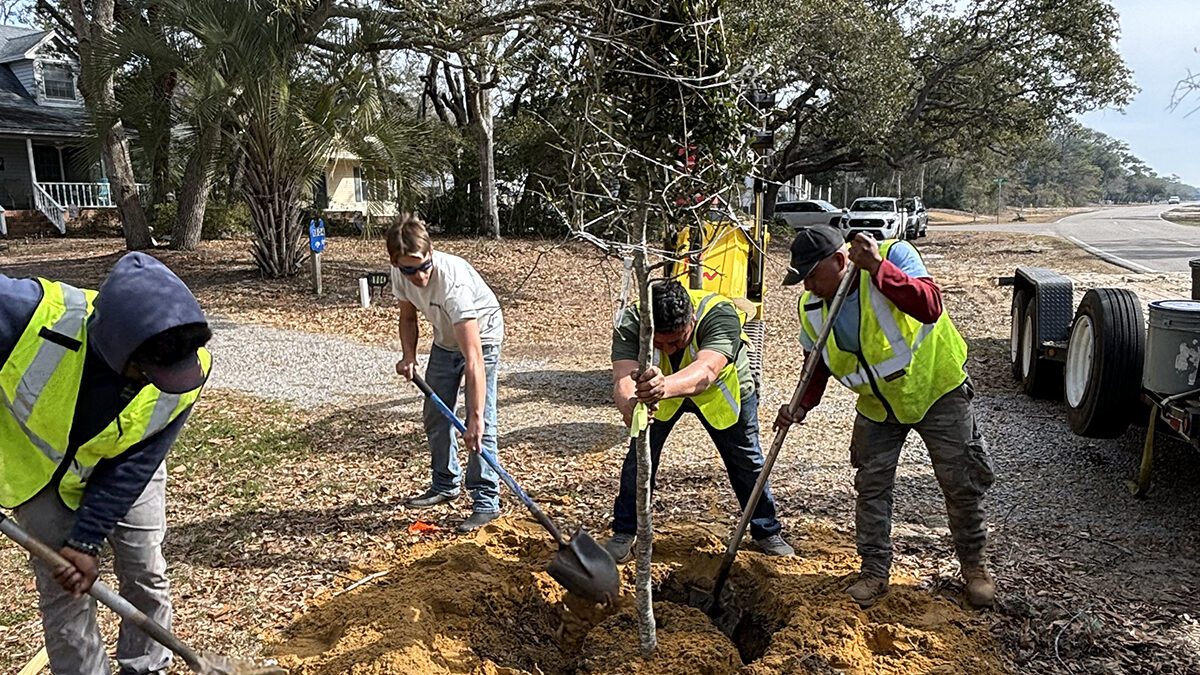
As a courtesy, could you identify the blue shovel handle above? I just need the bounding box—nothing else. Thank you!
[411,373,565,544]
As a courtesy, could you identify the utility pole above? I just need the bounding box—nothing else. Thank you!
[843,173,849,206]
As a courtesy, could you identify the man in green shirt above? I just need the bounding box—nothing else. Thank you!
[604,279,793,563]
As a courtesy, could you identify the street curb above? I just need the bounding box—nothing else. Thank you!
[1061,235,1155,274]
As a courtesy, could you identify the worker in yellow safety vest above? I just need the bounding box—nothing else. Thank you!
[774,227,996,610]
[0,252,212,674]
[604,279,794,563]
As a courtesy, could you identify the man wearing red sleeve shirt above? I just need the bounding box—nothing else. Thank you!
[774,227,996,610]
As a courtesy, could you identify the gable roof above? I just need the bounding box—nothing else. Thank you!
[0,60,86,137]
[0,26,53,64]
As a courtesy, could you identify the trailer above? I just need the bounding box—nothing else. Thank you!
[1001,264,1200,496]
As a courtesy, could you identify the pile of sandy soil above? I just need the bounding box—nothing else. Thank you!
[271,518,1008,674]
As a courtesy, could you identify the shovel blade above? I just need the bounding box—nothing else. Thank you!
[546,528,620,604]
[196,653,287,675]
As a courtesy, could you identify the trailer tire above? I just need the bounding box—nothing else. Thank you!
[1021,295,1062,398]
[1010,289,1028,380]
[1064,288,1144,438]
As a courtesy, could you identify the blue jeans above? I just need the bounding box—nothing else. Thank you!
[422,344,501,513]
[612,392,782,540]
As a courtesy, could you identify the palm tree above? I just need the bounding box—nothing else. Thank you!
[101,0,442,273]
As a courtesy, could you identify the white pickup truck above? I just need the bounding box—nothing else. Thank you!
[843,197,904,240]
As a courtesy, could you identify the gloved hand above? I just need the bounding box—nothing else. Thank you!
[773,404,807,432]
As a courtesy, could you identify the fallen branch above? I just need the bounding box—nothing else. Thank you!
[333,571,389,597]
[1053,606,1090,669]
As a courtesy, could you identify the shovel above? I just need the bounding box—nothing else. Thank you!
[411,373,620,605]
[0,515,284,675]
[692,262,859,618]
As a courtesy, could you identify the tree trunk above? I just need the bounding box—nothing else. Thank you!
[169,124,220,250]
[67,0,152,250]
[148,70,176,209]
[762,181,781,222]
[244,152,305,278]
[471,84,500,239]
[102,129,152,250]
[633,219,657,659]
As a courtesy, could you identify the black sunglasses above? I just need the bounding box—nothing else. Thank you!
[397,259,433,276]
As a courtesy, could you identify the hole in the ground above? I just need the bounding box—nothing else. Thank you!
[658,571,783,665]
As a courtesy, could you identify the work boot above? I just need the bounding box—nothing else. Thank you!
[962,565,996,609]
[457,511,500,533]
[754,534,795,557]
[847,574,890,608]
[406,488,459,508]
[604,533,636,564]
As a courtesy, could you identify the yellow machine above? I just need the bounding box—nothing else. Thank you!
[667,199,770,389]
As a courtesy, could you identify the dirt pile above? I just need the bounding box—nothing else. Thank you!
[271,518,1009,674]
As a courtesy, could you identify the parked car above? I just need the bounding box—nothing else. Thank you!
[1168,195,1181,205]
[902,196,928,238]
[843,197,902,240]
[773,199,845,231]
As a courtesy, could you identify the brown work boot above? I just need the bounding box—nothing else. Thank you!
[962,565,995,608]
[847,574,890,608]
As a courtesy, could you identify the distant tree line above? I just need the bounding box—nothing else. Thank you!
[807,122,1198,213]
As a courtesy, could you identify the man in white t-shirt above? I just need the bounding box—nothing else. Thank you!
[388,214,505,532]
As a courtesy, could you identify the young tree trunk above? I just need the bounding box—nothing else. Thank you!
[633,227,657,659]
[67,0,152,250]
[169,124,220,250]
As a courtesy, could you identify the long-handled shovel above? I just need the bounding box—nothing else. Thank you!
[411,373,620,605]
[692,262,859,618]
[0,515,284,675]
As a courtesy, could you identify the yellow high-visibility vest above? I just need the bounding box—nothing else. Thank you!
[652,290,747,430]
[0,278,209,509]
[798,241,967,423]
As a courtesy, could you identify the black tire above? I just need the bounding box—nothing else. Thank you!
[1064,288,1144,438]
[1010,289,1027,380]
[1020,295,1063,398]
[828,216,842,227]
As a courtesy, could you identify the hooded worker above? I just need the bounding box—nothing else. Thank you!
[0,252,212,675]
[774,226,996,609]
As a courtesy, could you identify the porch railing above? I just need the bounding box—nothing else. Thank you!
[33,183,66,234]
[38,182,150,209]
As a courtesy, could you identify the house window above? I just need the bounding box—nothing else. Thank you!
[43,65,76,101]
[353,166,366,202]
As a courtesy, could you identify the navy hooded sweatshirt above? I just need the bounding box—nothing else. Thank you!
[0,252,204,548]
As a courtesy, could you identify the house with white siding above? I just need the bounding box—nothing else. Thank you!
[313,150,399,219]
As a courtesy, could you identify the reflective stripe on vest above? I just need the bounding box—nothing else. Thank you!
[798,241,967,423]
[653,290,745,430]
[803,284,937,389]
[0,279,209,509]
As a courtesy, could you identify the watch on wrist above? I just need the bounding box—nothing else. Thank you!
[64,538,101,557]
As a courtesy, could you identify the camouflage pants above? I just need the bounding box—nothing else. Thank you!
[850,379,994,578]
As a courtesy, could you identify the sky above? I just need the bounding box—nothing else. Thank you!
[1079,0,1200,185]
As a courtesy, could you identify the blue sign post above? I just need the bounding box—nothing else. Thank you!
[308,218,326,295]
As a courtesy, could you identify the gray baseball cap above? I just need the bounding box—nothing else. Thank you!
[782,226,845,286]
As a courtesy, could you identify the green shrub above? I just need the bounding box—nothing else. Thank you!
[202,201,251,240]
[147,200,252,241]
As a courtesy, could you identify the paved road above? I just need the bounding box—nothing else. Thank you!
[936,203,1199,273]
